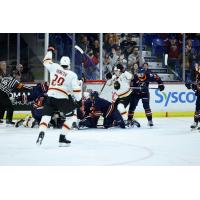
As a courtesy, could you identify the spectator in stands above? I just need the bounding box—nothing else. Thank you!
[0,61,7,80]
[167,37,181,78]
[112,34,120,46]
[185,39,196,80]
[103,54,113,79]
[128,47,145,68]
[130,63,139,75]
[168,37,179,59]
[83,50,99,80]
[92,39,100,56]
[20,63,34,82]
[11,64,34,82]
[103,35,114,55]
[143,62,151,73]
[120,34,137,58]
[110,45,127,67]
[80,35,90,53]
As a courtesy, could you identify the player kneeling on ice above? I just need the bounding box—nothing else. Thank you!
[78,91,126,129]
[15,82,50,128]
[15,82,68,129]
[36,46,82,146]
[185,77,200,130]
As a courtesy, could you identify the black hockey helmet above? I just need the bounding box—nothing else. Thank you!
[90,91,99,99]
[115,63,124,72]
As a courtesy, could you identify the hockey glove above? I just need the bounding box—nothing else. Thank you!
[192,84,197,90]
[106,72,112,80]
[140,85,148,93]
[158,84,165,91]
[114,81,120,90]
[185,82,191,89]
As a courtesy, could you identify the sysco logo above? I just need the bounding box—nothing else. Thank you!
[155,89,196,107]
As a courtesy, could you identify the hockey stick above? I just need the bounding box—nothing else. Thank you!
[99,81,107,95]
[130,86,158,89]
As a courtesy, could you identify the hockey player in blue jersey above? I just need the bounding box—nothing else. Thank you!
[15,82,49,128]
[78,91,126,129]
[128,67,165,127]
[185,75,200,130]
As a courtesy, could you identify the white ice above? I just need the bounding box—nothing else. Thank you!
[0,117,200,166]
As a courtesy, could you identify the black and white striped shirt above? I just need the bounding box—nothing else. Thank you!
[0,76,30,96]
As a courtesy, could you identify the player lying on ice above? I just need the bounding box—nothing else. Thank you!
[15,82,63,128]
[77,90,140,129]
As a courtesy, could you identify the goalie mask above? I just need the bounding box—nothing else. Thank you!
[60,56,71,69]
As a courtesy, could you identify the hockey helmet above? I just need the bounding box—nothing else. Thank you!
[90,91,99,99]
[60,56,71,69]
[114,63,124,76]
[137,67,145,77]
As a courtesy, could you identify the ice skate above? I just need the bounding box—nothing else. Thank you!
[36,131,45,145]
[190,122,198,131]
[15,119,25,128]
[31,119,38,128]
[59,134,71,147]
[6,120,15,127]
[197,124,200,132]
[126,119,140,128]
[72,122,78,130]
[148,120,154,128]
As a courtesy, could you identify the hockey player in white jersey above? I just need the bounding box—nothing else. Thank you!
[106,63,132,120]
[106,63,140,127]
[36,47,82,146]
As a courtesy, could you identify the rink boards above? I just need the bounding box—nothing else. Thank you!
[12,82,195,119]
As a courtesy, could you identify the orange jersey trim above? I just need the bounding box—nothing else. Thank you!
[40,122,48,127]
[63,123,70,129]
[73,89,81,92]
[118,89,131,97]
[48,88,68,96]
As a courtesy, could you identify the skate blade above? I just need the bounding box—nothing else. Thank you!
[6,124,15,127]
[190,127,200,132]
[36,138,43,145]
[59,143,71,147]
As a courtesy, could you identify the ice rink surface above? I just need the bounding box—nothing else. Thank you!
[0,117,200,166]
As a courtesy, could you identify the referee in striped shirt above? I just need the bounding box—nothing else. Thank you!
[0,71,31,125]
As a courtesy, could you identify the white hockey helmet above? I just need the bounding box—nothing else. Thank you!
[60,56,71,69]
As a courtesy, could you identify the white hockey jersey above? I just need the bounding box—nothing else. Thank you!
[107,71,132,98]
[43,51,82,101]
